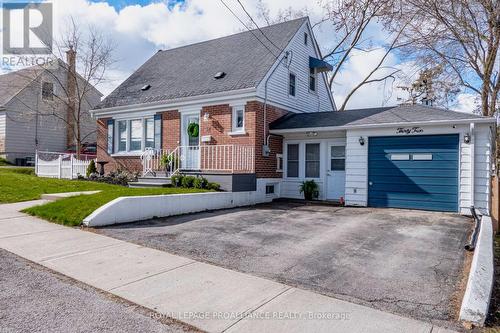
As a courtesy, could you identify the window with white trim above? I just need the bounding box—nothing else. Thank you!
[232,106,245,132]
[305,143,320,178]
[309,68,316,92]
[287,144,299,178]
[114,117,154,153]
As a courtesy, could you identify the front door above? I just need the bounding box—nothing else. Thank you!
[326,144,346,200]
[181,113,200,170]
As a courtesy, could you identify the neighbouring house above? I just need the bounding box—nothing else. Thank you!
[0,50,103,164]
[92,17,496,215]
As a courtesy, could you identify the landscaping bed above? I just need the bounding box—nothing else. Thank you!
[0,168,208,226]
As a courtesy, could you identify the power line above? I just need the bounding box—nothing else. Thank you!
[219,0,279,59]
[235,0,282,53]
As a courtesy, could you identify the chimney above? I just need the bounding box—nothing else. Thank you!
[66,45,77,148]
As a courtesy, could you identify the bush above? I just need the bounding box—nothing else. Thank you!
[170,174,184,187]
[86,160,97,178]
[193,176,208,189]
[88,170,137,186]
[181,176,196,188]
[207,182,221,191]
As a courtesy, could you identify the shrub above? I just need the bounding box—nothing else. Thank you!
[207,182,221,191]
[86,160,97,178]
[193,176,208,189]
[181,175,196,188]
[170,174,184,187]
[88,170,137,186]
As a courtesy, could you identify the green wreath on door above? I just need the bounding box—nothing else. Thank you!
[187,122,199,138]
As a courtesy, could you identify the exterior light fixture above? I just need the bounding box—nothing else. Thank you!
[464,133,471,144]
[359,137,365,146]
[306,131,318,137]
[203,113,210,122]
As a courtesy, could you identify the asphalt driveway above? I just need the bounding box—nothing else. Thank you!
[96,202,471,326]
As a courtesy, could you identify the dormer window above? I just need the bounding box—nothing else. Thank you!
[41,81,54,101]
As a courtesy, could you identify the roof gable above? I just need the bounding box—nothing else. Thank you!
[96,18,307,110]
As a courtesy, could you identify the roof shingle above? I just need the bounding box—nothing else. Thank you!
[96,18,307,110]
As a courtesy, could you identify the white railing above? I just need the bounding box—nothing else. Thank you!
[35,151,96,179]
[141,145,255,176]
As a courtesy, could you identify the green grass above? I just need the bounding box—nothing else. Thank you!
[0,168,208,226]
[0,158,12,166]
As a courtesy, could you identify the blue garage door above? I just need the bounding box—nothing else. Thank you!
[368,134,459,212]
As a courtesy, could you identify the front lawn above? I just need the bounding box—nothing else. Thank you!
[0,168,208,226]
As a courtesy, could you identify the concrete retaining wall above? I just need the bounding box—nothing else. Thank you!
[459,215,494,326]
[83,191,271,227]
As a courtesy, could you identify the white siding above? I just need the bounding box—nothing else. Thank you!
[0,112,5,154]
[344,123,494,215]
[256,20,334,113]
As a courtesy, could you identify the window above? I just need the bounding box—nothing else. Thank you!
[145,118,155,149]
[330,146,345,171]
[289,73,296,96]
[305,143,320,178]
[115,117,154,153]
[412,154,433,161]
[390,154,410,161]
[276,153,283,172]
[266,184,275,195]
[41,81,54,100]
[309,68,316,92]
[287,144,299,177]
[304,32,308,45]
[232,107,245,132]
[117,120,127,152]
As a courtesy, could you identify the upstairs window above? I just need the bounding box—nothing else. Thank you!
[289,73,296,97]
[309,68,316,92]
[304,32,308,45]
[41,81,54,101]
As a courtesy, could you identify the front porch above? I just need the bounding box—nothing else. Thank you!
[133,144,256,191]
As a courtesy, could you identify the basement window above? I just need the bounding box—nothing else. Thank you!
[41,81,54,101]
[266,184,275,195]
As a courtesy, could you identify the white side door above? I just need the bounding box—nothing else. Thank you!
[326,144,346,200]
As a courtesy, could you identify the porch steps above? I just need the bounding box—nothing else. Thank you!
[128,177,171,188]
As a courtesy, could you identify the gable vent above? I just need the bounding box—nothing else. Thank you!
[214,72,226,79]
[141,84,151,91]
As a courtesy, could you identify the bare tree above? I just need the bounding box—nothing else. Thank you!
[392,0,500,116]
[9,17,114,157]
[255,0,412,111]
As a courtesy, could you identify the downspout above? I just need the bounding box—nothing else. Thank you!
[263,51,290,156]
[470,122,475,212]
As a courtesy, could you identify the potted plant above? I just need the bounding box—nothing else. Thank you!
[299,180,319,201]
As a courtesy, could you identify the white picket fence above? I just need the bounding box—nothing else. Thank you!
[35,151,96,179]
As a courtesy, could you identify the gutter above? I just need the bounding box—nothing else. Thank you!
[269,118,496,134]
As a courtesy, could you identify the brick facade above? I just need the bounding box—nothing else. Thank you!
[96,100,288,177]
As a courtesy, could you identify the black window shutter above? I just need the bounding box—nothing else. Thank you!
[106,119,114,154]
[154,114,162,150]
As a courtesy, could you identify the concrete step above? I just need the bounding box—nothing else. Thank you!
[137,177,171,184]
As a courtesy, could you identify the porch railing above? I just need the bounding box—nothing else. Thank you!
[140,145,255,177]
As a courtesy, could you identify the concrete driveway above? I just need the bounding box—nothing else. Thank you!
[96,202,472,326]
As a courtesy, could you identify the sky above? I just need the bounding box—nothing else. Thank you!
[1,0,476,112]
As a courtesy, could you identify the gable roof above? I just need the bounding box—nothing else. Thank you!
[270,104,493,130]
[96,18,308,110]
[0,67,41,107]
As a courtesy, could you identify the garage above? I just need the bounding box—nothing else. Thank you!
[368,134,459,212]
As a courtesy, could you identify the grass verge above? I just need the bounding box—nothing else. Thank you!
[0,168,208,226]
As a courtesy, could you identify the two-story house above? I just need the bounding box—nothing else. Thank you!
[0,50,103,164]
[92,17,334,193]
[92,17,495,216]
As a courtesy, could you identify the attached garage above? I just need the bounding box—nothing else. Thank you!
[367,135,459,212]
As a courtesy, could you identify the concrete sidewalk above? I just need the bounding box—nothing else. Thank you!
[0,200,456,333]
